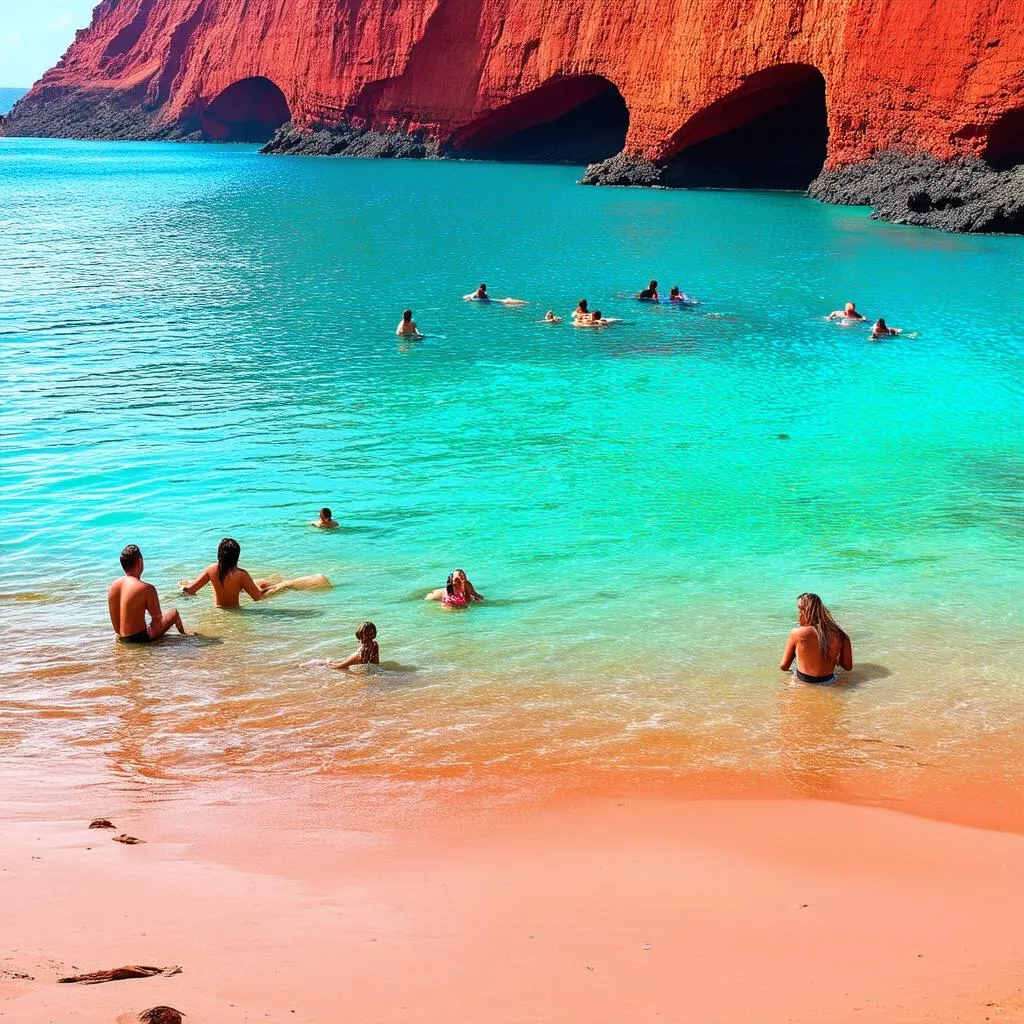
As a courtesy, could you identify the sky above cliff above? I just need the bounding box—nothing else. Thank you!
[1,0,96,87]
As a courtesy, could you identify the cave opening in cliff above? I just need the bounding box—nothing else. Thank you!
[200,77,291,143]
[983,108,1024,171]
[660,64,828,190]
[448,75,629,165]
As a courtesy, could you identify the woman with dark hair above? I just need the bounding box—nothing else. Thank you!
[396,309,423,338]
[180,538,330,608]
[779,593,853,684]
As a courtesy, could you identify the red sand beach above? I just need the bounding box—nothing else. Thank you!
[3,785,1024,1023]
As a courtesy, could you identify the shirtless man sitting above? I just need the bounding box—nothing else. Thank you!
[180,537,330,608]
[108,544,188,643]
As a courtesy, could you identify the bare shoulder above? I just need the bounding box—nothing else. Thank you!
[792,625,815,640]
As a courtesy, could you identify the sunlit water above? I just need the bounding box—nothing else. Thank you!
[2,139,1023,812]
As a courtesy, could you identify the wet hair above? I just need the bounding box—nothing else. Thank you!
[670,286,680,297]
[356,621,377,642]
[320,507,332,520]
[120,544,142,571]
[478,283,487,292]
[875,318,887,329]
[216,537,241,584]
[649,280,658,290]
[445,572,456,596]
[576,298,588,312]
[402,309,412,321]
[592,310,602,320]
[797,593,848,659]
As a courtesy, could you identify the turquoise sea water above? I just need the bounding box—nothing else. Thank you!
[2,139,1023,800]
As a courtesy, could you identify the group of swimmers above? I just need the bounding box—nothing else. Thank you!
[108,535,853,684]
[107,528,486,672]
[398,279,700,337]
[399,283,902,342]
[827,301,903,339]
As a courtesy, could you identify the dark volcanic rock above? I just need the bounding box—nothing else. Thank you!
[580,151,663,187]
[0,88,192,141]
[809,150,1024,233]
[261,122,441,159]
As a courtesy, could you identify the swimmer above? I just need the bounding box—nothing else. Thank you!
[180,537,330,608]
[425,568,484,607]
[575,310,614,326]
[543,310,562,323]
[573,299,590,321]
[638,279,659,301]
[669,286,694,304]
[330,621,380,671]
[311,507,339,529]
[827,301,866,321]
[464,283,526,305]
[396,309,424,339]
[779,592,854,685]
[108,544,189,643]
[870,317,901,339]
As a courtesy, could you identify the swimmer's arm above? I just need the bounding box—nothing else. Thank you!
[838,635,854,672]
[145,584,163,626]
[180,569,210,596]
[107,585,120,632]
[779,630,798,671]
[240,570,270,601]
[425,588,444,601]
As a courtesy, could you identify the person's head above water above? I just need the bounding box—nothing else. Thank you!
[319,507,333,522]
[576,298,588,312]
[356,621,377,643]
[874,318,888,330]
[670,286,681,298]
[402,309,413,322]
[649,280,658,291]
[592,310,603,320]
[216,537,241,583]
[476,284,487,296]
[797,593,848,658]
[120,544,143,575]
[845,302,858,316]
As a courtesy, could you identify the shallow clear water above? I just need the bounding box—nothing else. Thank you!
[2,139,1023,802]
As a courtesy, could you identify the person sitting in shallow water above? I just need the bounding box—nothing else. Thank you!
[311,507,339,529]
[464,283,526,305]
[180,537,330,608]
[108,544,189,643]
[425,568,484,608]
[573,298,590,321]
[828,301,866,321]
[638,280,659,301]
[396,309,423,339]
[779,592,854,684]
[543,310,562,323]
[330,621,380,671]
[870,317,901,339]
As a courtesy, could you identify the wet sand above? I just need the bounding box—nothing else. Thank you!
[4,790,1024,1023]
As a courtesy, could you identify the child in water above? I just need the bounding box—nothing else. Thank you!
[544,310,562,323]
[330,621,380,670]
[311,507,339,529]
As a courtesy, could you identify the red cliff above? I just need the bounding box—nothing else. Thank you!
[5,0,1024,229]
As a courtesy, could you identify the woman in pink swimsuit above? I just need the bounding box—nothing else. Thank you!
[425,569,484,608]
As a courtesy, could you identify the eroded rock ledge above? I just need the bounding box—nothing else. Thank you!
[582,150,1024,234]
[260,123,440,159]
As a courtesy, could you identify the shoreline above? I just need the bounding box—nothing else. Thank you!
[4,786,1024,1022]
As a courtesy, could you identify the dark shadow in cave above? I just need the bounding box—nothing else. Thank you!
[200,77,291,143]
[660,64,828,190]
[983,108,1024,171]
[448,75,629,165]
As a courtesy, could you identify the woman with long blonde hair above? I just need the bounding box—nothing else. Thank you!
[779,593,853,684]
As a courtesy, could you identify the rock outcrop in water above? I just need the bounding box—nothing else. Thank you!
[5,0,1024,232]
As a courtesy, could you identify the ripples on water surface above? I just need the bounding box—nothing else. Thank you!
[1,140,1023,810]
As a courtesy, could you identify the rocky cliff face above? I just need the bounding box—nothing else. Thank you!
[5,0,1024,231]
